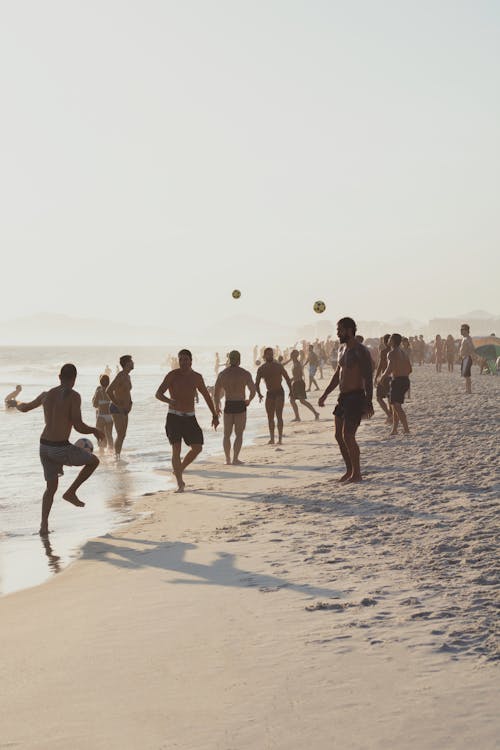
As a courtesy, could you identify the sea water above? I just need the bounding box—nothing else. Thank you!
[0,346,268,595]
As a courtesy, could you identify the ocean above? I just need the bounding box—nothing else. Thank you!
[0,346,267,595]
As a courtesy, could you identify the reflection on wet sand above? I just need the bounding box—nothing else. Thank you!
[106,467,135,512]
[41,536,61,574]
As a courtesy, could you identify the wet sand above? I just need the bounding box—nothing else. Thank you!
[0,367,498,749]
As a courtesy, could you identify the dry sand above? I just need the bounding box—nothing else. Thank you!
[1,367,498,749]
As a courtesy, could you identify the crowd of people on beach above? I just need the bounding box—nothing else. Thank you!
[5,318,489,536]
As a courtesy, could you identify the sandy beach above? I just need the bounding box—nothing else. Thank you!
[1,367,498,749]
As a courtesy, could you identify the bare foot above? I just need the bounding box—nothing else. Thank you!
[389,430,398,436]
[62,491,85,508]
[338,472,351,482]
[267,439,275,445]
[225,459,231,465]
[346,475,362,483]
[232,459,245,465]
[174,482,186,494]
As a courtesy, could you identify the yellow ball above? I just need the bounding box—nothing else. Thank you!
[313,300,326,314]
[232,289,241,299]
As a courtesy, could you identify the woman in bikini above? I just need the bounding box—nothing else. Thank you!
[92,374,114,452]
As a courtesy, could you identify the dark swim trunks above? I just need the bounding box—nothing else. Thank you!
[110,404,130,415]
[266,387,285,403]
[389,376,410,404]
[224,400,246,414]
[333,390,367,428]
[376,380,390,399]
[39,439,95,482]
[461,356,472,378]
[291,380,307,400]
[166,412,203,446]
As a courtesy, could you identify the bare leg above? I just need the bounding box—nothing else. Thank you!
[105,420,114,451]
[62,456,99,506]
[40,477,58,535]
[290,397,301,421]
[390,405,399,434]
[112,413,128,458]
[377,395,391,419]
[393,403,409,433]
[275,396,285,444]
[223,414,233,465]
[299,399,319,419]
[311,376,320,391]
[343,423,361,482]
[232,412,247,464]
[265,398,276,444]
[180,444,202,472]
[335,416,352,481]
[465,376,472,394]
[171,442,185,492]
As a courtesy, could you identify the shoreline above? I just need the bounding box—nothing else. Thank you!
[1,368,498,748]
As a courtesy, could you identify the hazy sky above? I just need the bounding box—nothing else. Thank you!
[1,0,499,332]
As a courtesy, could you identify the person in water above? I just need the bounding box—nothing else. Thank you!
[16,363,103,536]
[92,374,114,452]
[106,354,134,461]
[4,384,22,408]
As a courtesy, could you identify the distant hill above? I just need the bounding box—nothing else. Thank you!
[0,313,174,346]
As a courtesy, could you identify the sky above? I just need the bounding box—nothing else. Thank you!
[1,0,499,337]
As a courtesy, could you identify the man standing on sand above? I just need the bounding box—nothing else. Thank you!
[318,317,374,483]
[256,347,293,445]
[374,334,392,422]
[380,333,412,435]
[214,350,256,465]
[16,363,103,536]
[106,354,134,461]
[459,323,476,394]
[155,349,219,492]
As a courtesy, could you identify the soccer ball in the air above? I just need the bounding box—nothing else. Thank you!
[232,289,241,299]
[75,438,94,453]
[313,300,326,314]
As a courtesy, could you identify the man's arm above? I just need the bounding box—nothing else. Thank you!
[255,366,263,402]
[155,373,175,405]
[16,392,47,413]
[245,372,257,405]
[360,347,374,406]
[380,351,394,383]
[196,375,220,428]
[70,393,103,440]
[280,365,293,394]
[106,374,119,405]
[318,368,340,407]
[213,373,224,414]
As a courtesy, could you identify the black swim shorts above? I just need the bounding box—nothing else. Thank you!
[461,356,472,378]
[165,413,204,446]
[266,387,285,402]
[333,390,366,428]
[376,380,390,399]
[389,376,410,404]
[224,400,247,414]
[291,380,307,400]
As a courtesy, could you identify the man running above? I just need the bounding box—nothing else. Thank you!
[214,350,256,465]
[380,333,412,435]
[106,354,134,461]
[459,323,475,394]
[374,334,391,421]
[16,363,103,536]
[287,349,319,421]
[318,317,374,483]
[155,349,219,492]
[256,348,293,445]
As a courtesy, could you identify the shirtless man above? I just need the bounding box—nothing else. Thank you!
[380,333,412,435]
[374,334,391,421]
[214,350,256,465]
[287,349,319,421]
[155,349,219,492]
[256,347,293,445]
[106,354,134,460]
[305,345,320,392]
[318,317,373,483]
[16,363,103,535]
[459,323,475,394]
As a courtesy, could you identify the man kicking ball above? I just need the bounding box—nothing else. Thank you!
[16,363,103,536]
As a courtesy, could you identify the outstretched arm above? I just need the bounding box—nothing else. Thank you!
[16,391,47,412]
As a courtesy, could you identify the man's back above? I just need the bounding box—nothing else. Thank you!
[217,366,253,401]
[42,386,76,441]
